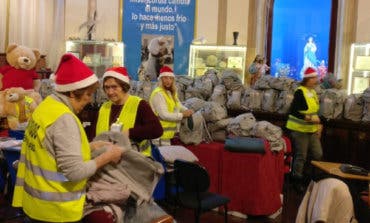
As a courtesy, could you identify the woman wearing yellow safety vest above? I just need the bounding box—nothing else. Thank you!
[286,67,323,193]
[149,66,194,146]
[95,67,163,157]
[12,54,123,222]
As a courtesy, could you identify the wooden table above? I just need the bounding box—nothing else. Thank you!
[311,160,370,181]
[311,160,370,206]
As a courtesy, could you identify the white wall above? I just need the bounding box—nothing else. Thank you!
[355,0,370,42]
[195,0,219,44]
[65,0,119,41]
[225,0,248,46]
[0,0,7,51]
[195,0,248,45]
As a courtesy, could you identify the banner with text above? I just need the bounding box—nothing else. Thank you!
[123,0,195,80]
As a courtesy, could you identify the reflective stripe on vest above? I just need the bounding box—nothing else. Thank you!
[150,87,178,140]
[23,181,84,202]
[22,154,69,182]
[96,95,151,156]
[286,86,319,133]
[12,96,90,222]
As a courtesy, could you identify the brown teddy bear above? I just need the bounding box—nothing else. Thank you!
[0,44,41,92]
[0,87,41,130]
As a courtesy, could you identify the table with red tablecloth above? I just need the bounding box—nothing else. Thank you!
[181,138,289,216]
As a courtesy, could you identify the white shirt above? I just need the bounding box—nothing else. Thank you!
[150,88,188,122]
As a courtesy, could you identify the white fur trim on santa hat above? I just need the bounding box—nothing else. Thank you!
[303,67,318,78]
[55,74,98,92]
[304,72,318,78]
[103,70,130,84]
[158,72,175,79]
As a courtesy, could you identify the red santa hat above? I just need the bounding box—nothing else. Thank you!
[54,53,98,92]
[303,67,318,78]
[103,67,130,84]
[158,66,175,79]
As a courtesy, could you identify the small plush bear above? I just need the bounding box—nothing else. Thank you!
[0,44,41,92]
[0,87,41,130]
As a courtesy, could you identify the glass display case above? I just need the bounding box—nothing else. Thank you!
[188,44,247,83]
[66,40,124,78]
[348,43,370,94]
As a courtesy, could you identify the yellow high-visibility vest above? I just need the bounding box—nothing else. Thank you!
[286,86,319,133]
[96,95,151,156]
[150,87,179,143]
[12,96,90,222]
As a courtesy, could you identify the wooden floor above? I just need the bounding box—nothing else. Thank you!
[160,182,304,223]
[0,180,305,223]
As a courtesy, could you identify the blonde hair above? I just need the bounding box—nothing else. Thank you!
[158,77,178,100]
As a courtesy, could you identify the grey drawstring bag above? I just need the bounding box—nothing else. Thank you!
[182,97,206,112]
[276,90,294,114]
[261,89,279,112]
[319,89,347,120]
[179,111,212,145]
[185,86,205,100]
[241,88,263,111]
[227,113,256,137]
[343,94,364,121]
[226,90,242,110]
[136,79,153,101]
[210,84,227,105]
[193,76,214,100]
[207,118,233,133]
[200,101,228,122]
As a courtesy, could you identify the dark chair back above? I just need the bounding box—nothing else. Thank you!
[174,159,210,193]
[173,159,229,223]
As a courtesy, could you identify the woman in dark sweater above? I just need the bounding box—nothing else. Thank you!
[286,67,323,193]
[93,67,163,157]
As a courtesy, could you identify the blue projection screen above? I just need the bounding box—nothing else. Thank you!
[271,0,332,80]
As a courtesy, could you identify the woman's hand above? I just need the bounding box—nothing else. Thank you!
[305,115,321,124]
[94,145,124,168]
[182,109,194,118]
[316,124,323,139]
[106,145,124,164]
[311,115,321,124]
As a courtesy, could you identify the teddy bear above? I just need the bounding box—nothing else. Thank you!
[0,87,42,130]
[0,43,41,92]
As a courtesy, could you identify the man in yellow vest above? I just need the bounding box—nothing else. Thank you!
[12,53,123,222]
[149,66,193,146]
[95,67,163,157]
[286,67,323,193]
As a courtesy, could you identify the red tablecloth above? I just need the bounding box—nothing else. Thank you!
[181,139,287,216]
[221,142,285,215]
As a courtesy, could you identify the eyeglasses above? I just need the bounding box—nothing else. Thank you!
[103,85,120,91]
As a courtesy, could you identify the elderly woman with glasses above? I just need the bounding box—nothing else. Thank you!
[94,67,163,157]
